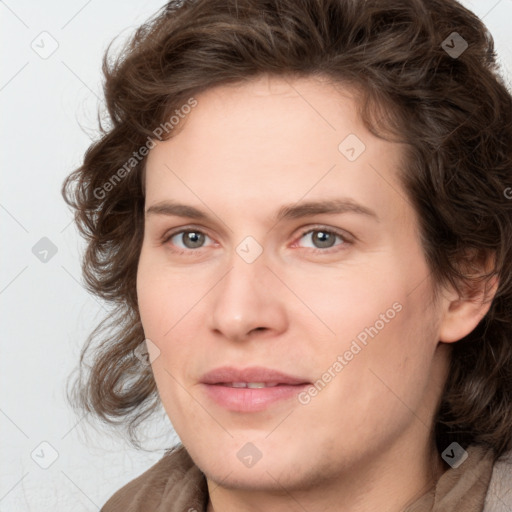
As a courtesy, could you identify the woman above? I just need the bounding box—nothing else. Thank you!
[63,0,512,510]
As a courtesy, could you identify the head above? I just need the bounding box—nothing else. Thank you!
[63,0,512,488]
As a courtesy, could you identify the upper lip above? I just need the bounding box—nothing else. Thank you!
[200,366,311,385]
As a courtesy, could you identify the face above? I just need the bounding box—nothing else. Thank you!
[137,75,450,492]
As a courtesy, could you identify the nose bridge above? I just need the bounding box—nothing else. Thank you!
[221,257,259,308]
[208,249,287,340]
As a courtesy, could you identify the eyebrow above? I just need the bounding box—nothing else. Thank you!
[276,199,378,222]
[145,198,378,222]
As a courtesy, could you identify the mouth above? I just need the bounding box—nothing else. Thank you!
[200,366,311,412]
[215,382,286,388]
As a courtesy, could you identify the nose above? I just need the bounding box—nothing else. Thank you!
[208,255,289,343]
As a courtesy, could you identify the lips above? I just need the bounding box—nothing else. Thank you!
[200,366,311,412]
[200,366,310,386]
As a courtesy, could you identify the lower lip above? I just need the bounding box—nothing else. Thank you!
[201,383,310,412]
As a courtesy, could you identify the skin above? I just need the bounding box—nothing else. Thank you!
[136,74,495,512]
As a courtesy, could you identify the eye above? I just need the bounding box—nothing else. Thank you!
[166,229,214,251]
[296,228,349,251]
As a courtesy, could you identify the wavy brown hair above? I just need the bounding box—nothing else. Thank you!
[62,0,512,456]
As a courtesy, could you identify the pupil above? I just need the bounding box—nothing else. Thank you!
[313,231,335,248]
[184,231,205,248]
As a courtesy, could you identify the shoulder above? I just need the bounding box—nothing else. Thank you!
[483,447,512,512]
[101,444,208,512]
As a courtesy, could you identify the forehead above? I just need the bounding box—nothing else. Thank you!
[144,75,410,227]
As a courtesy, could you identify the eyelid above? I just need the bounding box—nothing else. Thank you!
[161,225,217,246]
[293,224,355,246]
[160,223,355,253]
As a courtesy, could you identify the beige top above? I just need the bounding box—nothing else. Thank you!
[101,443,512,512]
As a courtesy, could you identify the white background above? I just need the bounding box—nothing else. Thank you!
[1,0,511,510]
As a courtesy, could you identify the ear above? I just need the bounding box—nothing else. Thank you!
[438,268,499,344]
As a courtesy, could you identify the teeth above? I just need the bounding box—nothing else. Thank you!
[225,382,279,388]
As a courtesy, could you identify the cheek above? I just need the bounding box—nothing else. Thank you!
[136,255,196,421]
[136,248,206,337]
[336,284,439,416]
[296,287,440,459]
[283,258,408,351]
[136,249,214,391]
[297,250,439,400]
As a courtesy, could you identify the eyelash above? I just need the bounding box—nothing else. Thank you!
[293,226,352,253]
[161,225,353,256]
